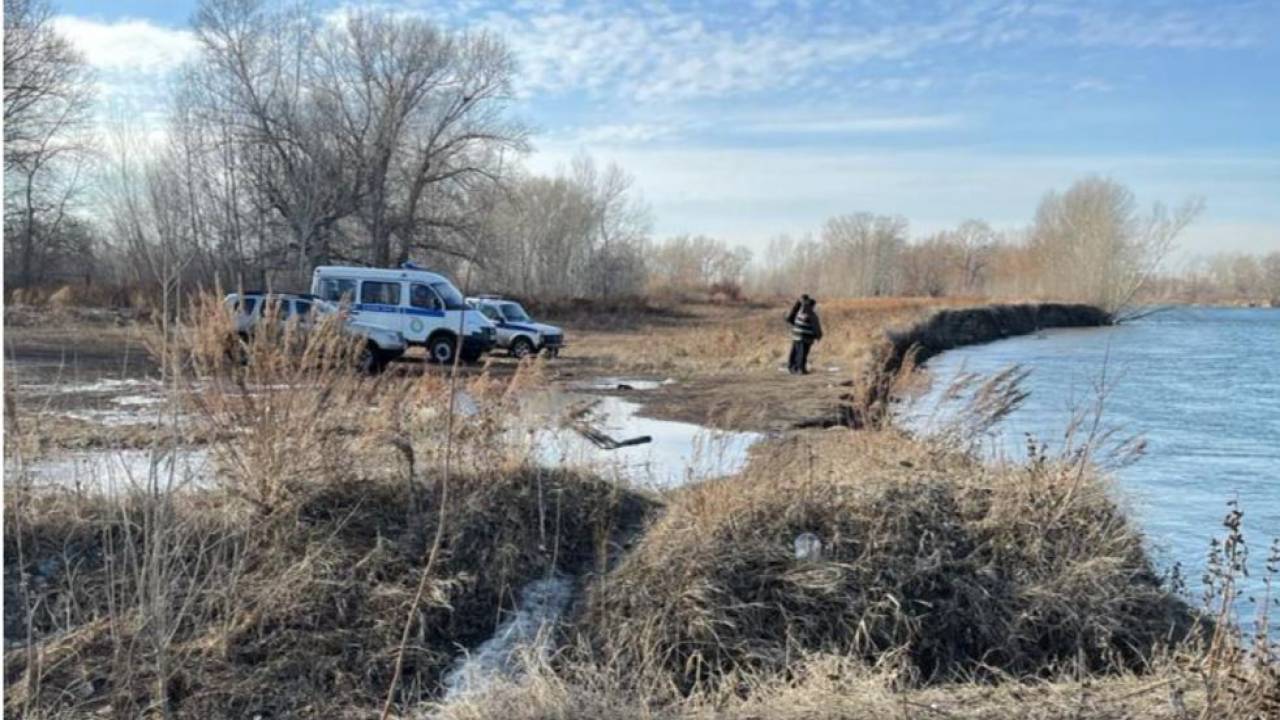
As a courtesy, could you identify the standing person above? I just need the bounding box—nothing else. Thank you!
[785,295,823,374]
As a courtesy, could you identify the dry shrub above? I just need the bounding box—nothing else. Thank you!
[165,293,370,513]
[3,461,643,718]
[706,281,744,304]
[9,286,46,306]
[577,430,1192,693]
[47,285,76,308]
[3,293,652,718]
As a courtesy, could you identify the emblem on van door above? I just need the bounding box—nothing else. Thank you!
[410,318,425,333]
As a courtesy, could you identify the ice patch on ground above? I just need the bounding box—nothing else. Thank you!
[112,394,164,407]
[14,448,215,494]
[21,378,161,395]
[441,574,573,699]
[60,408,159,427]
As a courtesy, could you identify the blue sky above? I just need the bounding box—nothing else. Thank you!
[53,0,1280,261]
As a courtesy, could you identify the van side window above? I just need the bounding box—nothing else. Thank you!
[238,297,258,316]
[260,296,285,318]
[319,278,357,303]
[409,283,441,310]
[361,281,402,306]
[290,300,312,318]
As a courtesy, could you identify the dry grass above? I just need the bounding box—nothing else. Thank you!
[563,296,979,377]
[577,430,1192,692]
[434,650,1256,720]
[3,295,650,718]
[5,293,1276,719]
[436,424,1276,720]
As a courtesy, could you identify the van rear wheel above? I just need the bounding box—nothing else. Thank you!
[428,335,457,365]
[358,344,387,375]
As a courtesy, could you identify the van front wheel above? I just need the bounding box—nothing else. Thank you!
[510,336,535,359]
[428,335,457,365]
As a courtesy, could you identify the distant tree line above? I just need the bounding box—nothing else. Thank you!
[4,0,1252,315]
[748,177,1206,314]
[1155,251,1280,306]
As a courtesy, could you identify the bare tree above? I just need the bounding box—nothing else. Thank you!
[184,0,525,281]
[189,0,365,279]
[899,235,954,297]
[950,219,996,293]
[1030,176,1203,313]
[648,235,751,294]
[820,213,907,297]
[3,0,95,287]
[474,156,649,299]
[1263,252,1280,306]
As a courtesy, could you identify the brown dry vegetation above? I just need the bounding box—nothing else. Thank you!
[555,296,983,432]
[579,429,1190,689]
[561,296,980,376]
[3,300,650,718]
[4,294,1277,719]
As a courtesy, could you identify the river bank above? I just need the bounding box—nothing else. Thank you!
[909,306,1280,636]
[4,299,1276,718]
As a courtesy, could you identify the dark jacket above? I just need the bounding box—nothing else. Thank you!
[786,301,823,342]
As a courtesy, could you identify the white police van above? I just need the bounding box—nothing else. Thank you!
[465,295,565,358]
[311,263,496,364]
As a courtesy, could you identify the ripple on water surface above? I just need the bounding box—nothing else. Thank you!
[908,307,1280,629]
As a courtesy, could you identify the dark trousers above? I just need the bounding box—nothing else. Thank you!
[788,338,812,374]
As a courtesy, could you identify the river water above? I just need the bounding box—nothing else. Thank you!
[911,307,1279,628]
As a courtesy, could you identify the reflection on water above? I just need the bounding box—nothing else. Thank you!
[907,307,1280,629]
[520,392,761,488]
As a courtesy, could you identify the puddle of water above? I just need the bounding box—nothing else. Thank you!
[520,393,760,488]
[571,376,674,392]
[441,389,759,702]
[17,377,173,428]
[13,448,215,494]
[441,574,573,700]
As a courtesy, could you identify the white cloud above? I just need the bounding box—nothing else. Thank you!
[742,114,966,134]
[472,1,1269,103]
[1071,78,1114,93]
[561,123,677,144]
[52,16,198,76]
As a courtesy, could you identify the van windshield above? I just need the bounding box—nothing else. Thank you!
[430,281,467,310]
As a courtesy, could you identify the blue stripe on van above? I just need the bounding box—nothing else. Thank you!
[354,303,445,318]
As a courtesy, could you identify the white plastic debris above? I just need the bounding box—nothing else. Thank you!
[794,532,823,561]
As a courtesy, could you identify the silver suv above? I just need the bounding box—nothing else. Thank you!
[224,292,408,373]
[464,296,564,358]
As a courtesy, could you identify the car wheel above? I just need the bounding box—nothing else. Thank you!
[511,336,535,359]
[428,335,457,365]
[358,344,386,375]
[231,332,251,366]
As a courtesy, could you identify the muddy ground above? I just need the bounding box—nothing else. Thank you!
[4,300,891,455]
